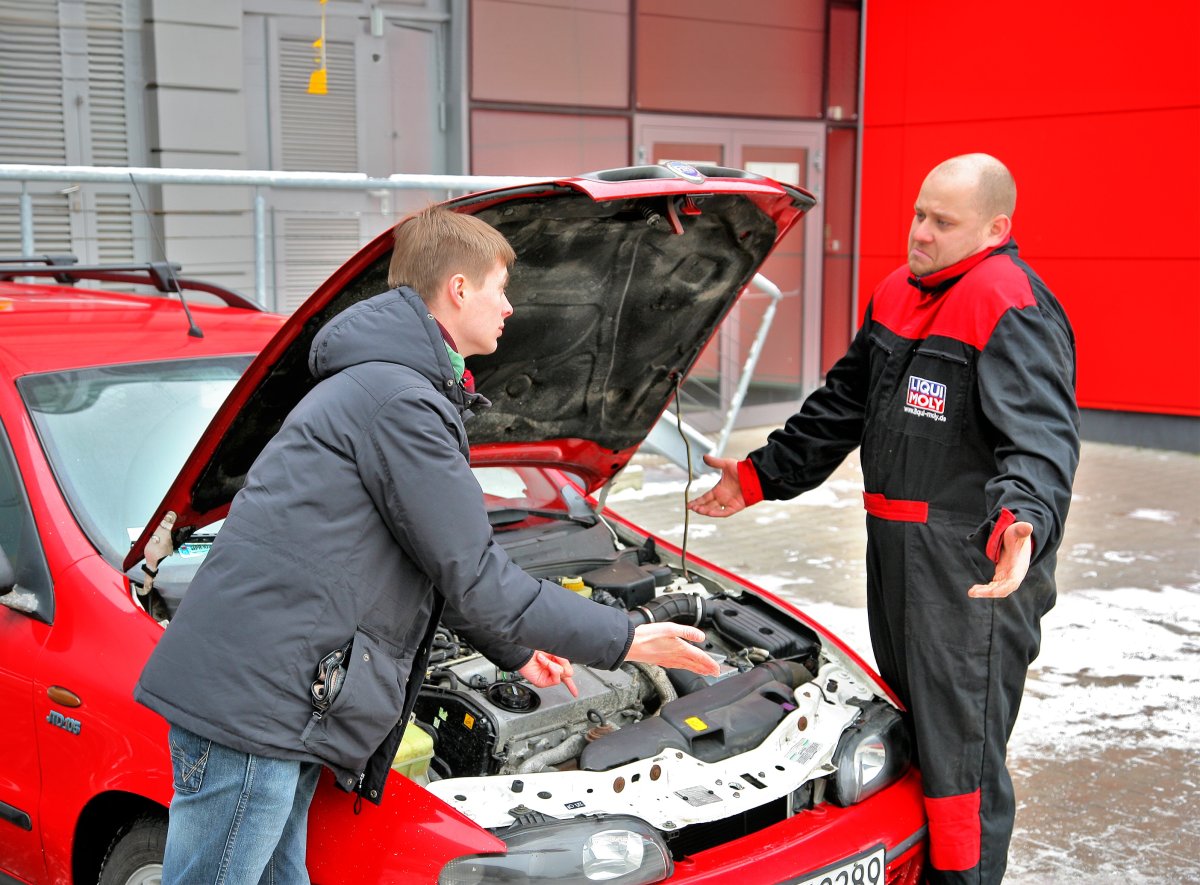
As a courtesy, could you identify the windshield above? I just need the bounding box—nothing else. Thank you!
[18,357,252,568]
[476,464,567,512]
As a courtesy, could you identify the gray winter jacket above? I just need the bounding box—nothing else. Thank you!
[135,287,636,802]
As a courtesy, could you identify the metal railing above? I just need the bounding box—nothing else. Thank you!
[1,163,780,460]
[1,163,537,307]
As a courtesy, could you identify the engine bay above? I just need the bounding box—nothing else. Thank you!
[410,521,905,840]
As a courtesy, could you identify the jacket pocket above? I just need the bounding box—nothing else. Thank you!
[168,725,211,795]
[903,518,995,655]
[890,346,971,446]
[300,628,411,773]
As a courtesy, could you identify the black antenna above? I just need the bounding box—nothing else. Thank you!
[129,173,203,338]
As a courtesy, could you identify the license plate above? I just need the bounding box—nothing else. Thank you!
[788,845,886,885]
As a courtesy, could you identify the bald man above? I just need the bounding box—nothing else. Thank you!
[691,154,1079,884]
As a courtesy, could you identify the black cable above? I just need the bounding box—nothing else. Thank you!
[672,374,693,581]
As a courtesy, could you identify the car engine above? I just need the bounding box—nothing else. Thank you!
[412,546,826,783]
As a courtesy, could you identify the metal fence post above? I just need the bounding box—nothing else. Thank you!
[713,273,783,457]
[19,183,34,255]
[253,188,267,307]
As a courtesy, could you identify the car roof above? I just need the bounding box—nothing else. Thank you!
[0,281,286,378]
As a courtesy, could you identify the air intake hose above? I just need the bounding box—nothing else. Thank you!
[627,592,706,628]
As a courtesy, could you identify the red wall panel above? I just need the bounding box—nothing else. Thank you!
[863,1,1200,126]
[860,0,1200,417]
[1038,257,1200,415]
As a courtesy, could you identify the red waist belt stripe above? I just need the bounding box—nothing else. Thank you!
[863,492,929,523]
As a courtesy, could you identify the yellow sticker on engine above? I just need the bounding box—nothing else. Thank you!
[463,713,475,729]
[684,716,708,731]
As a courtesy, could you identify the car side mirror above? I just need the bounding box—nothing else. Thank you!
[0,544,52,622]
[0,545,15,595]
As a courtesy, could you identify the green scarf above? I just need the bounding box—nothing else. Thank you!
[444,342,465,382]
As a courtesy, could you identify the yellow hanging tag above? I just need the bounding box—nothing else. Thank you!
[307,0,328,95]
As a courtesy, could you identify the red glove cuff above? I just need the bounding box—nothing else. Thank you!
[985,508,1016,562]
[737,459,764,506]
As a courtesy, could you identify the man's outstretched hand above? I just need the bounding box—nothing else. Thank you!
[968,521,1034,599]
[626,623,720,676]
[687,454,746,518]
[519,650,578,697]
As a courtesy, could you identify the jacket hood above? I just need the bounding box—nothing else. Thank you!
[307,286,456,390]
[125,164,813,571]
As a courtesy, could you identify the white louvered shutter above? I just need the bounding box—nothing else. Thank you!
[280,215,362,313]
[0,0,140,262]
[273,35,363,312]
[82,0,137,263]
[0,0,71,256]
[278,38,359,172]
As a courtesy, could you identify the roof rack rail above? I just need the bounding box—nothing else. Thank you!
[0,255,265,312]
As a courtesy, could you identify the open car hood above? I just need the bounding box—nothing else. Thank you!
[125,164,813,569]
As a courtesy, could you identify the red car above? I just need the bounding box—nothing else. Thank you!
[0,165,926,885]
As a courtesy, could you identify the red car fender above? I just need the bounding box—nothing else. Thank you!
[306,769,505,883]
[33,556,173,883]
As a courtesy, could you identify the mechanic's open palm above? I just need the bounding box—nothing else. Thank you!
[968,521,1034,599]
[687,454,746,517]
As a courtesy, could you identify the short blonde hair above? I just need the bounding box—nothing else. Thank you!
[387,205,515,301]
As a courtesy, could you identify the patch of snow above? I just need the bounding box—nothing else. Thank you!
[1127,508,1177,524]
[1012,586,1200,754]
[607,479,691,502]
[658,522,717,539]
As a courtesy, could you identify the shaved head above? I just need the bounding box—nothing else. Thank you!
[907,154,1017,275]
[928,153,1017,221]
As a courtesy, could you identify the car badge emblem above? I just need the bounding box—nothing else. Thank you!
[662,160,706,183]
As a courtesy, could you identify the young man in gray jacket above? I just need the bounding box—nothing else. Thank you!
[135,206,718,884]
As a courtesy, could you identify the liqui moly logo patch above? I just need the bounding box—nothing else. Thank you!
[905,375,947,422]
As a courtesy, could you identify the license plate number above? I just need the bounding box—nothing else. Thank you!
[791,845,886,885]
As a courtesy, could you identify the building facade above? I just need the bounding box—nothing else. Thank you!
[1,0,1195,445]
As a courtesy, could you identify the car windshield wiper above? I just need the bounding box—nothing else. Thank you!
[487,507,596,528]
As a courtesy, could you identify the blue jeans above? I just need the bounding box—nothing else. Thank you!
[163,723,323,885]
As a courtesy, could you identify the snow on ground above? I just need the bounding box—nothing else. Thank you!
[620,474,1200,757]
[742,580,1200,756]
[1126,508,1178,524]
[1013,584,1200,754]
[613,451,1200,881]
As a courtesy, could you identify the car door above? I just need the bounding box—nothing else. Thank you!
[0,416,54,883]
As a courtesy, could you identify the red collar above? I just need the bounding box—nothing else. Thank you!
[907,237,1012,294]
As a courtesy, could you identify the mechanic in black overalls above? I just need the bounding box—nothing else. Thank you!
[691,153,1079,884]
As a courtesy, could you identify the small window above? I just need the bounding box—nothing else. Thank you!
[0,419,54,624]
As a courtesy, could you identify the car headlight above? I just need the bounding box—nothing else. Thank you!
[827,700,912,807]
[439,815,673,885]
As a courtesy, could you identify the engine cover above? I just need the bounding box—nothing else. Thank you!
[413,654,646,777]
[579,661,812,771]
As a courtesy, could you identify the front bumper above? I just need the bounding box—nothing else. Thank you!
[661,767,926,883]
